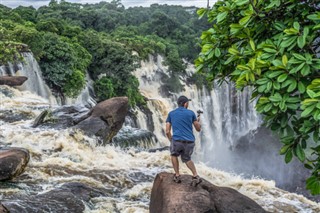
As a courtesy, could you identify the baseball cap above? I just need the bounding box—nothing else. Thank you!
[177,95,191,105]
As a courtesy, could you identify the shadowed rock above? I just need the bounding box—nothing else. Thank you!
[75,96,129,143]
[0,76,28,86]
[150,172,267,213]
[0,204,8,213]
[1,182,107,213]
[0,147,30,181]
[32,97,128,143]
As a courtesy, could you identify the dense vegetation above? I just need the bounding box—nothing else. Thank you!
[196,0,320,194]
[0,0,209,106]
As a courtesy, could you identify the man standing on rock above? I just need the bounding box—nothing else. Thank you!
[165,95,202,185]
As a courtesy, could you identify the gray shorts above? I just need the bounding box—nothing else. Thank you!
[170,140,195,163]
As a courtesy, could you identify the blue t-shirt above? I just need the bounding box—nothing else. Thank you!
[166,107,197,142]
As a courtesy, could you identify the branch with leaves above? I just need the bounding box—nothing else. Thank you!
[196,0,320,195]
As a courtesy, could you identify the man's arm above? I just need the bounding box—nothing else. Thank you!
[193,116,201,132]
[166,122,172,141]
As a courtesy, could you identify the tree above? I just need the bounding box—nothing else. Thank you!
[196,0,320,194]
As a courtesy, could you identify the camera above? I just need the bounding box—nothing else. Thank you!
[197,110,203,117]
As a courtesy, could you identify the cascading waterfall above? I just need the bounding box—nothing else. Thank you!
[133,55,260,159]
[0,52,57,104]
[0,52,96,107]
[132,55,317,200]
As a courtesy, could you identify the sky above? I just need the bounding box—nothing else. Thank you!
[0,0,211,8]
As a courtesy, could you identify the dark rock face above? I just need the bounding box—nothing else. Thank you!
[0,110,34,123]
[1,182,106,213]
[75,97,129,143]
[150,172,266,213]
[112,126,157,148]
[0,147,30,181]
[33,105,90,129]
[0,76,28,86]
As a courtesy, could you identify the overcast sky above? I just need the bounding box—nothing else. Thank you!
[0,0,212,8]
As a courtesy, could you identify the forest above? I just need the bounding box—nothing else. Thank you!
[0,0,209,106]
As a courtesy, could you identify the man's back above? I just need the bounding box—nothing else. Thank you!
[166,107,196,141]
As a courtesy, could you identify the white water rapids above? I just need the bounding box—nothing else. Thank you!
[1,54,320,212]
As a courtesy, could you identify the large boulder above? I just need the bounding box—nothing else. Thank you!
[33,97,129,143]
[150,172,266,213]
[75,96,128,143]
[0,76,28,87]
[0,147,30,181]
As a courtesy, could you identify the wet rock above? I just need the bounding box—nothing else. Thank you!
[0,110,34,123]
[33,105,90,129]
[0,147,30,181]
[148,146,170,153]
[0,76,28,87]
[33,97,128,143]
[150,172,267,213]
[75,97,128,143]
[112,126,157,148]
[0,204,9,213]
[1,182,106,213]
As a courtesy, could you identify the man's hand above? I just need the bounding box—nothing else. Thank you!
[166,122,172,141]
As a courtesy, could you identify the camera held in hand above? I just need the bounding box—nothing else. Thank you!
[197,110,203,117]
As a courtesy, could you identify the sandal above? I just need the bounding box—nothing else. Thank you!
[173,174,181,183]
[191,175,202,186]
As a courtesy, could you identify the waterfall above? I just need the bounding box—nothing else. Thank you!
[133,55,260,151]
[132,54,317,199]
[0,52,96,107]
[0,52,57,104]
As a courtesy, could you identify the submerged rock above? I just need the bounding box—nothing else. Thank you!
[112,126,157,148]
[1,182,107,213]
[0,76,28,87]
[0,147,30,181]
[150,172,266,213]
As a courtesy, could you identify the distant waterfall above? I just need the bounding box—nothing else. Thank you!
[133,55,261,155]
[0,52,57,104]
[0,52,96,107]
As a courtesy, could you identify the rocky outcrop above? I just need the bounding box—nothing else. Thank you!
[150,172,267,213]
[1,182,107,213]
[75,97,128,143]
[0,147,30,181]
[33,97,129,143]
[0,76,28,86]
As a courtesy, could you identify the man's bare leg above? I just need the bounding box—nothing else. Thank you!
[186,160,198,177]
[171,156,180,176]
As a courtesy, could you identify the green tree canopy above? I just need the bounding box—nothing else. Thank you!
[196,0,320,195]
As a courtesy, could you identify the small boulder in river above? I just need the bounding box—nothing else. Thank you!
[0,147,30,181]
[150,172,267,213]
[0,76,28,87]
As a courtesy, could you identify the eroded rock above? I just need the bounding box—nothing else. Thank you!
[0,76,28,87]
[0,147,30,181]
[150,172,267,213]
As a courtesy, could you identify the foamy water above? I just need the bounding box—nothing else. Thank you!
[1,85,320,212]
